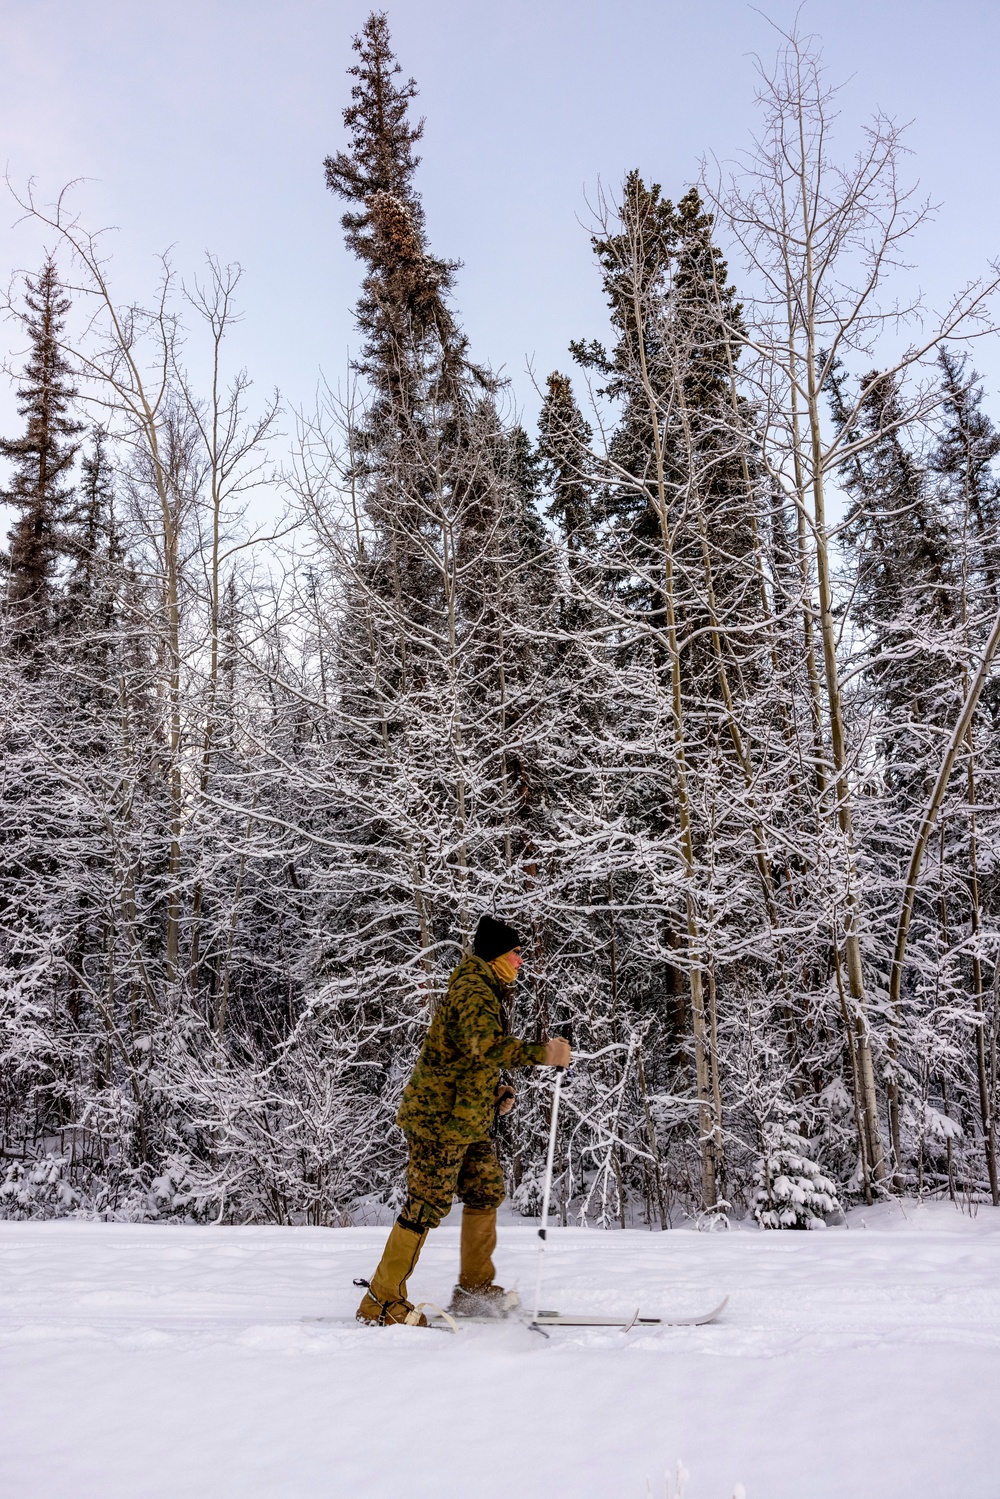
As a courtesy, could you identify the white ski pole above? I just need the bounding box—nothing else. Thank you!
[532,1064,564,1321]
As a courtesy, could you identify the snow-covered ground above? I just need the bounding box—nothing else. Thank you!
[1,1200,998,1499]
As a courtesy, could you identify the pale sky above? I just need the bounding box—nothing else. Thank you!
[2,0,999,457]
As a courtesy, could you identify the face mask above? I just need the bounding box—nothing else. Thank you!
[491,952,519,985]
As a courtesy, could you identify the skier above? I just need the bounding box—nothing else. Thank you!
[356,914,572,1326]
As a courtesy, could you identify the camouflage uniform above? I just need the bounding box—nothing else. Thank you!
[395,954,546,1228]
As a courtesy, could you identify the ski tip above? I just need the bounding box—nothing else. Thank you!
[657,1294,730,1325]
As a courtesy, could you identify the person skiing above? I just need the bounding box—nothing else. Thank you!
[355,914,572,1326]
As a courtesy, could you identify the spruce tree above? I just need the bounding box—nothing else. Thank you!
[0,259,83,646]
[54,426,124,712]
[64,428,117,604]
[324,10,482,426]
[323,9,423,227]
[537,372,597,569]
[569,173,676,615]
[310,12,565,1210]
[831,366,957,737]
[754,1116,841,1229]
[931,348,1000,606]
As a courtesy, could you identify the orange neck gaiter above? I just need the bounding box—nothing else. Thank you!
[490,953,519,986]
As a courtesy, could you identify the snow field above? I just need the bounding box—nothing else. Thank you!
[1,1200,998,1499]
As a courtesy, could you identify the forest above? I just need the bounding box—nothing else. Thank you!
[3,12,1000,1230]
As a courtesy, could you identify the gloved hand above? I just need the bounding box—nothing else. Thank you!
[495,1084,516,1117]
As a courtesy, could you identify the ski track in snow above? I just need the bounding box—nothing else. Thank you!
[0,1200,997,1499]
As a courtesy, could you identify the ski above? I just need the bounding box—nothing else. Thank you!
[531,1295,728,1328]
[428,1310,648,1330]
[428,1295,729,1330]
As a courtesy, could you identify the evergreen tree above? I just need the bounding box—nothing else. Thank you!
[0,259,83,646]
[832,365,957,736]
[569,183,754,618]
[932,347,1000,606]
[324,10,484,427]
[323,9,423,228]
[569,173,675,616]
[537,372,597,569]
[754,1116,841,1229]
[307,11,568,1209]
[51,426,124,686]
[63,428,118,605]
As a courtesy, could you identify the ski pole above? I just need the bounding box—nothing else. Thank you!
[531,1063,564,1321]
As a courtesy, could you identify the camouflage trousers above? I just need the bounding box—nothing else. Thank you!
[398,1133,505,1231]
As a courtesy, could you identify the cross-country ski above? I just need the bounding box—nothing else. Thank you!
[426,1297,729,1331]
[529,1296,730,1328]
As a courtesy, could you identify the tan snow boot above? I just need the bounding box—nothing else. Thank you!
[356,1220,429,1326]
[448,1206,520,1318]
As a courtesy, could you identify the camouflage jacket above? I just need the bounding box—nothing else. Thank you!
[396,955,547,1144]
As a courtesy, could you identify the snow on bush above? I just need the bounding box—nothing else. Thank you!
[511,1170,544,1218]
[754,1119,842,1229]
[905,1099,963,1157]
[0,1153,81,1218]
[148,1155,202,1216]
[0,1150,222,1224]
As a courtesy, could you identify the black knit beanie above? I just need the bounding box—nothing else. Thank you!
[473,914,521,963]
